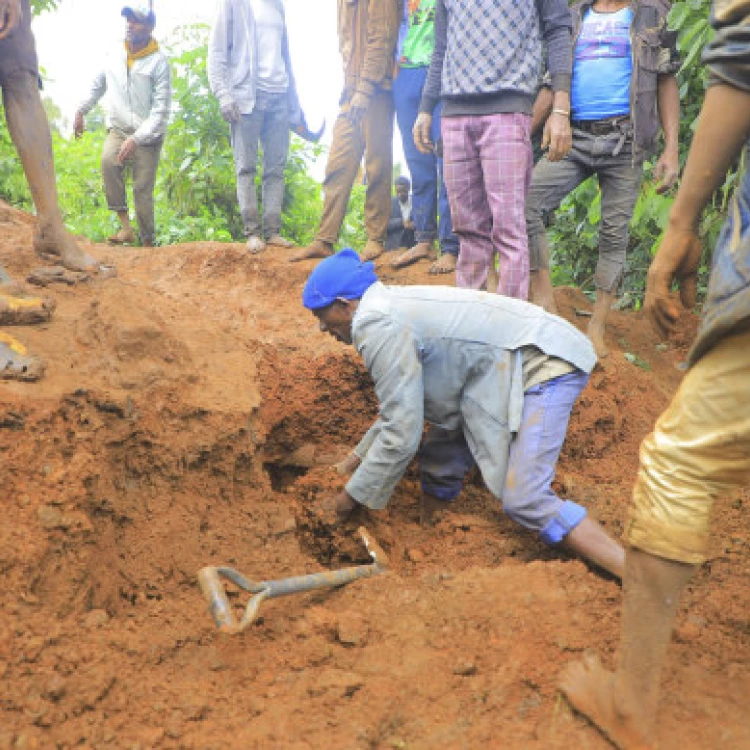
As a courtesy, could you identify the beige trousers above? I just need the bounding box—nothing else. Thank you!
[626,326,750,564]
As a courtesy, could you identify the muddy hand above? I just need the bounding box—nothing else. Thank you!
[645,227,702,338]
[0,0,22,40]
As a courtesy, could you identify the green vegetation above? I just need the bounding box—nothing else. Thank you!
[0,1,731,301]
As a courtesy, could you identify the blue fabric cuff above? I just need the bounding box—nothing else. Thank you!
[420,481,459,502]
[539,501,587,545]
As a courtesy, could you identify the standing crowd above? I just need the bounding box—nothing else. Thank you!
[1,2,749,750]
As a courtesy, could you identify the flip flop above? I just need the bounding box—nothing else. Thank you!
[0,291,56,325]
[0,333,45,381]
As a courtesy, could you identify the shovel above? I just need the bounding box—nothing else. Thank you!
[198,526,388,634]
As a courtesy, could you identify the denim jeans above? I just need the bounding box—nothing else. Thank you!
[393,66,459,255]
[419,370,590,544]
[525,127,644,292]
[230,90,290,239]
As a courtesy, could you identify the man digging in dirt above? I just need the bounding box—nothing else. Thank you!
[558,3,750,748]
[0,0,108,380]
[302,248,625,579]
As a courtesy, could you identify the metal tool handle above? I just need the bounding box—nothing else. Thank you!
[198,527,388,634]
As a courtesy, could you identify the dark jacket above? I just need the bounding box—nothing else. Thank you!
[690,0,750,364]
[570,0,679,161]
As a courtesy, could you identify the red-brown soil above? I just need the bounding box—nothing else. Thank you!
[1,201,747,749]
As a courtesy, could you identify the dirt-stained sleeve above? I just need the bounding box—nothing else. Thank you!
[345,313,424,510]
[356,0,402,99]
[703,0,750,92]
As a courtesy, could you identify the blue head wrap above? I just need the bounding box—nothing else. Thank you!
[302,248,378,310]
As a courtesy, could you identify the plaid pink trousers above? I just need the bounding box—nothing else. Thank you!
[441,113,533,299]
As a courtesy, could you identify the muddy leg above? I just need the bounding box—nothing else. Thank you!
[560,516,625,579]
[529,269,558,314]
[587,289,615,358]
[3,71,98,272]
[559,548,694,749]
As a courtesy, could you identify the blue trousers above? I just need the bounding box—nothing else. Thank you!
[393,66,459,256]
[419,370,589,544]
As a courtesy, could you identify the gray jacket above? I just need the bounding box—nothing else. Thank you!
[207,0,302,123]
[77,44,171,145]
[346,283,596,509]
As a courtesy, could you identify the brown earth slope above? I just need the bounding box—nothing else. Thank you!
[0,202,747,750]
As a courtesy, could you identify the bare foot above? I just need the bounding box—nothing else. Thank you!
[587,321,609,358]
[0,333,45,381]
[34,227,101,273]
[289,239,333,263]
[420,493,447,527]
[360,240,385,262]
[334,452,361,476]
[392,242,432,269]
[266,234,295,249]
[0,291,55,325]
[428,252,456,275]
[559,652,655,750]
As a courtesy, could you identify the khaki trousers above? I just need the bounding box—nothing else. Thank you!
[626,327,750,564]
[316,90,394,245]
[102,128,163,245]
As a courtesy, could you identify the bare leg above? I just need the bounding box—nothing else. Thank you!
[560,516,625,579]
[560,548,694,749]
[529,269,558,314]
[391,241,433,269]
[587,289,616,358]
[420,491,447,527]
[3,73,99,272]
[334,452,361,476]
[108,210,135,244]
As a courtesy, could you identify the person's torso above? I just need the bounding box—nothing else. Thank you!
[571,6,633,120]
[401,0,436,68]
[249,0,288,92]
[441,0,542,98]
[104,46,168,131]
[353,283,595,423]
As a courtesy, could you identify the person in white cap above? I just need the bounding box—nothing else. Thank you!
[74,3,171,248]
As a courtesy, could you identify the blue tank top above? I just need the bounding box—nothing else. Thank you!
[571,7,633,121]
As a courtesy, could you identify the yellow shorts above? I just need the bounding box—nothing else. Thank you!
[625,327,750,564]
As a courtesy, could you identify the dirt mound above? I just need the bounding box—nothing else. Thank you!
[0,201,747,750]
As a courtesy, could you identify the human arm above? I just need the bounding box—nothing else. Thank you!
[74,70,107,136]
[531,85,554,138]
[347,0,402,126]
[538,0,573,161]
[646,84,750,336]
[207,0,241,121]
[653,74,680,193]
[414,0,447,153]
[131,54,172,146]
[345,315,425,510]
[0,0,22,40]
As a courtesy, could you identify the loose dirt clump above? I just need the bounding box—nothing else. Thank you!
[0,200,747,750]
